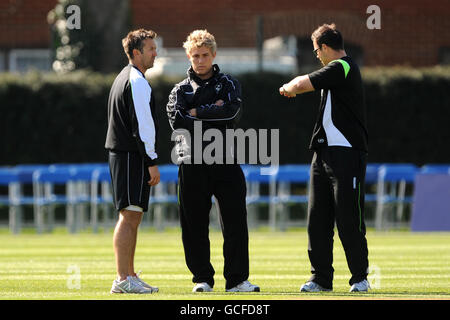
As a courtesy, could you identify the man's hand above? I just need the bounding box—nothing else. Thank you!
[279,75,314,97]
[279,85,296,98]
[189,108,197,117]
[148,165,160,186]
[215,99,224,106]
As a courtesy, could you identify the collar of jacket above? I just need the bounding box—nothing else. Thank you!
[129,63,145,78]
[187,64,221,85]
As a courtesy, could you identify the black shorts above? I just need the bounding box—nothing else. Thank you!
[108,150,150,212]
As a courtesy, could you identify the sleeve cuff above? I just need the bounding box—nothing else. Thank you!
[145,155,158,167]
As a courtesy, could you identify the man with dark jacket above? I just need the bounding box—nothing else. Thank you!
[167,29,259,293]
[279,24,370,293]
[105,29,160,294]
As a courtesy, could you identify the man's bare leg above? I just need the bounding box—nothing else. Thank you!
[113,209,143,280]
[129,219,140,276]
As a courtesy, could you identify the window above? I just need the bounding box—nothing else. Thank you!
[9,49,52,72]
[0,51,5,71]
[438,47,450,65]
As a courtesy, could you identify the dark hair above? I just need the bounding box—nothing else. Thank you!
[122,29,157,60]
[311,23,344,50]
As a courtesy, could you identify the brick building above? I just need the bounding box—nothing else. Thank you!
[1,0,449,73]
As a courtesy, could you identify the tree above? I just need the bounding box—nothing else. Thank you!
[48,0,131,73]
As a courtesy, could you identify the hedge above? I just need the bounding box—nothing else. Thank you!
[0,67,449,166]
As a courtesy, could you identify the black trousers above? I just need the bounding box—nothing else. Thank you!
[178,163,249,289]
[307,147,369,289]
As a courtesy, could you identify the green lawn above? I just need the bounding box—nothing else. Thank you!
[0,228,449,300]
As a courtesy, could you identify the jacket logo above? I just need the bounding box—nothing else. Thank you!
[215,83,222,93]
[318,138,325,143]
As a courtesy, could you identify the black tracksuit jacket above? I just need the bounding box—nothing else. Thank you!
[166,64,242,164]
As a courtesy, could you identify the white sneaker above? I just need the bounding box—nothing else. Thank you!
[300,281,332,292]
[192,282,213,292]
[226,280,260,292]
[133,271,159,293]
[110,276,154,294]
[349,279,370,292]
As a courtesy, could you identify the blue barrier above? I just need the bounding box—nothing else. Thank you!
[273,164,310,206]
[271,164,310,230]
[420,164,450,174]
[375,164,419,230]
[1,162,449,232]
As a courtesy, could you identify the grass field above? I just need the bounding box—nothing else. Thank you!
[0,228,449,300]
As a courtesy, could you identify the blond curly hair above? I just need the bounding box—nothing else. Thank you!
[183,29,217,55]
